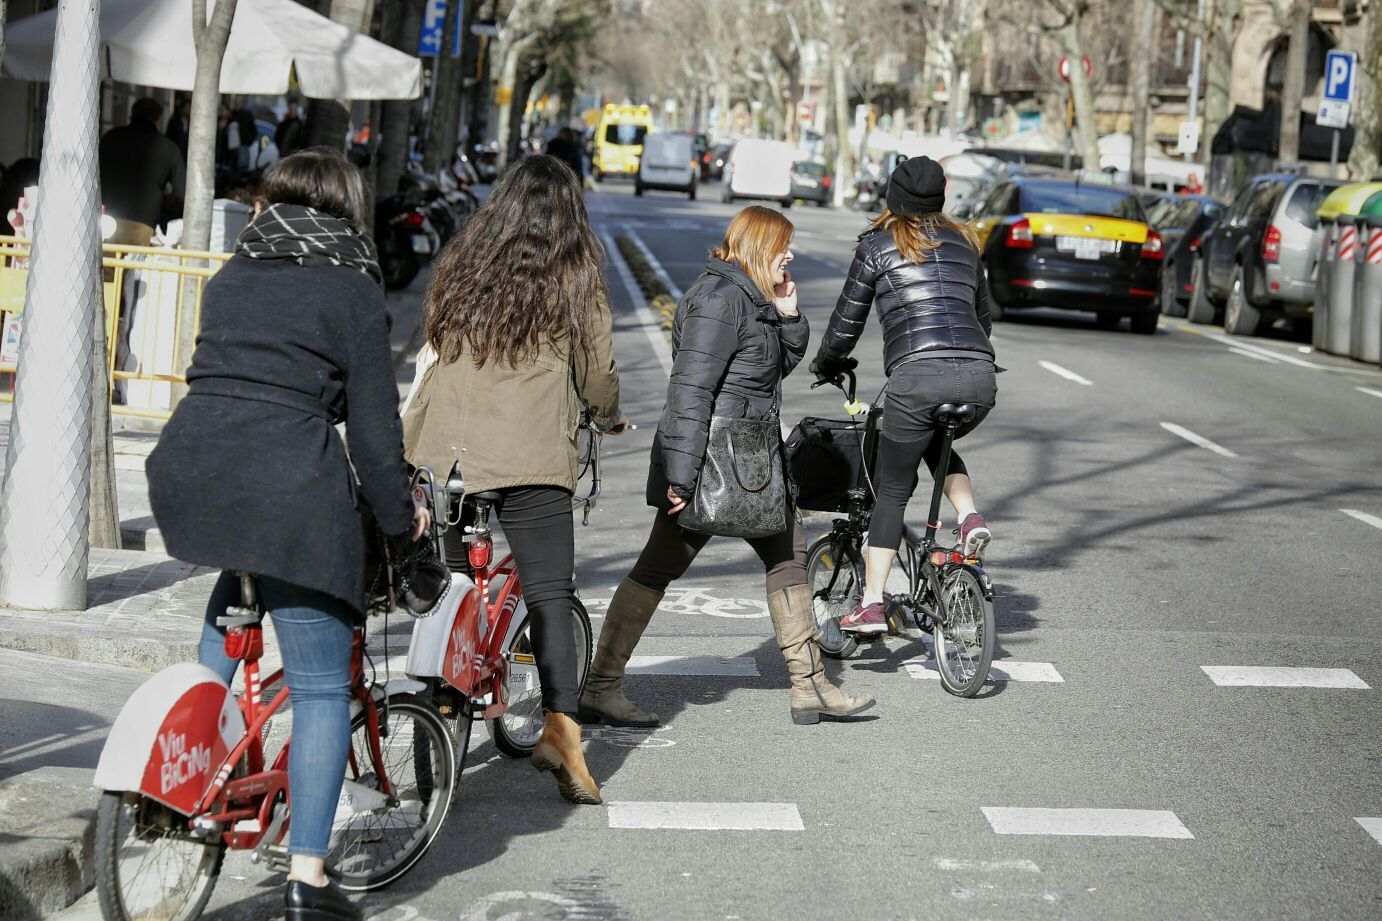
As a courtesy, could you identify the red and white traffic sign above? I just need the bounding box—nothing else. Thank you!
[1059,55,1094,83]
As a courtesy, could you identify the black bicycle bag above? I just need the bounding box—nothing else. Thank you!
[784,417,879,513]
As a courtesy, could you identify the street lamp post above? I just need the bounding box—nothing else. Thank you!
[0,0,103,611]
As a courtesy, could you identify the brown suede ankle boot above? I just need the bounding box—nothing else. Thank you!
[768,584,876,725]
[578,578,662,727]
[531,711,602,805]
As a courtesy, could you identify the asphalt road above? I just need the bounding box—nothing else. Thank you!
[59,180,1382,921]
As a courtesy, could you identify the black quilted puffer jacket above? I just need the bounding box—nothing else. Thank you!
[816,224,994,373]
[647,258,809,507]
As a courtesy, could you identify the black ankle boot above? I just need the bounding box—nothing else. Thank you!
[284,879,362,921]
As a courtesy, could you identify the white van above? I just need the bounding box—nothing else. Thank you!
[636,133,697,200]
[722,139,796,208]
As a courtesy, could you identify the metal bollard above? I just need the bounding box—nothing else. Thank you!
[1327,215,1359,356]
[1313,219,1336,351]
[1354,216,1382,365]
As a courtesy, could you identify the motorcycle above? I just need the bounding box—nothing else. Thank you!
[374,194,437,292]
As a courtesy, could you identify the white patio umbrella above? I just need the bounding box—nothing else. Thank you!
[2,0,422,99]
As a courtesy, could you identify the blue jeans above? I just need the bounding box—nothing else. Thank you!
[199,571,355,859]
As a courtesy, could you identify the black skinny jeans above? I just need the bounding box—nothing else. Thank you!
[628,508,807,596]
[488,487,581,715]
[868,358,996,551]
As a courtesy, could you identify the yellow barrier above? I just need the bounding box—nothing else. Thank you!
[0,236,231,420]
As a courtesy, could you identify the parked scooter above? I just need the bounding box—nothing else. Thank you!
[374,193,437,292]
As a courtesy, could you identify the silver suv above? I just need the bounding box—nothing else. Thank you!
[1187,173,1344,335]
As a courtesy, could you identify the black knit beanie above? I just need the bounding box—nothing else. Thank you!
[886,155,946,216]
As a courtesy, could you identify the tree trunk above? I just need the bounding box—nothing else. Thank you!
[947,57,967,135]
[1347,0,1380,180]
[88,300,120,550]
[424,1,466,172]
[378,0,425,198]
[1059,22,1101,169]
[175,0,238,404]
[1,0,8,78]
[1129,0,1158,185]
[1277,0,1309,164]
[304,0,376,150]
[495,32,539,169]
[826,3,854,205]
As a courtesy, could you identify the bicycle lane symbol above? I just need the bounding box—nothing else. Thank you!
[583,585,767,620]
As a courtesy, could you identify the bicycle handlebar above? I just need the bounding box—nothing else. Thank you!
[810,367,858,404]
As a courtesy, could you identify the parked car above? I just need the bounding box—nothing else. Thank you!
[1187,173,1344,335]
[702,143,733,181]
[722,139,796,207]
[1144,194,1227,318]
[969,177,1164,334]
[636,132,697,200]
[789,161,832,207]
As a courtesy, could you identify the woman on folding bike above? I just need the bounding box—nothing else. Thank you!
[809,156,998,636]
[579,206,876,729]
[148,149,429,921]
[404,155,623,805]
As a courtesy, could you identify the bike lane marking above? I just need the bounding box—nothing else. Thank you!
[981,807,1194,839]
[623,227,685,300]
[1159,422,1239,458]
[607,801,804,831]
[625,655,760,677]
[583,585,768,619]
[1037,360,1093,386]
[599,228,674,377]
[1228,347,1279,364]
[1356,818,1382,847]
[1339,508,1382,532]
[904,659,1064,683]
[1199,666,1370,689]
[1356,386,1382,401]
[932,857,1042,873]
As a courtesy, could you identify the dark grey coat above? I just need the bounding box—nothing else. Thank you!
[647,258,809,508]
[147,256,414,612]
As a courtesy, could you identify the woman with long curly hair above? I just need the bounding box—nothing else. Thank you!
[404,155,624,804]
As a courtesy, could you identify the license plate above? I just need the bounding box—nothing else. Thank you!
[1058,236,1116,260]
[411,235,432,255]
[796,178,819,188]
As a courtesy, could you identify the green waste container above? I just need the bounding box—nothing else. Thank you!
[1354,191,1382,365]
[1317,183,1382,356]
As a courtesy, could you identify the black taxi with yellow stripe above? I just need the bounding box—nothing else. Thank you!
[970,178,1164,334]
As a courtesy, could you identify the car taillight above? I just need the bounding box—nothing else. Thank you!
[1262,224,1282,264]
[1187,235,1201,253]
[468,536,492,570]
[1005,218,1034,249]
[404,211,425,228]
[822,175,832,189]
[1140,230,1164,260]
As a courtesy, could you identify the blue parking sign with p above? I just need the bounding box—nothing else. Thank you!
[418,0,447,57]
[1324,51,1355,103]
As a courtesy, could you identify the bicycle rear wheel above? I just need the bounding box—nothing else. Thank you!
[931,567,995,698]
[332,694,456,890]
[94,791,223,921]
[805,536,860,659]
[491,598,593,758]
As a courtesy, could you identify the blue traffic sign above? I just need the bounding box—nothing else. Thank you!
[1324,50,1356,104]
[418,0,447,57]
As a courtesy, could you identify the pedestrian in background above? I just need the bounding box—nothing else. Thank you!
[147,148,428,921]
[165,95,191,159]
[98,97,185,239]
[405,155,626,805]
[546,127,585,181]
[580,206,876,728]
[276,101,306,157]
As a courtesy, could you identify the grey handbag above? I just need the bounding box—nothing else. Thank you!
[679,415,791,539]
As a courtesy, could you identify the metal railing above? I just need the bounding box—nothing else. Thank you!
[0,235,231,420]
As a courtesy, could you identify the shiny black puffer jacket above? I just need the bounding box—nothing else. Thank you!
[648,258,809,507]
[817,224,994,373]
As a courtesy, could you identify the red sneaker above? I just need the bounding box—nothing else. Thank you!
[957,513,992,560]
[839,601,888,635]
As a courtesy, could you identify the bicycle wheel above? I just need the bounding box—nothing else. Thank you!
[805,536,860,659]
[931,567,995,698]
[94,791,224,921]
[332,694,456,890]
[491,598,593,758]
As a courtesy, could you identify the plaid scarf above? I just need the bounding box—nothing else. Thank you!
[237,203,382,285]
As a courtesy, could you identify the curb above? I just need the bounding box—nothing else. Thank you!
[0,617,199,674]
[612,233,677,332]
[0,769,98,921]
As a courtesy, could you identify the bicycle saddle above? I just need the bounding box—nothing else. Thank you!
[935,403,978,425]
[468,490,504,506]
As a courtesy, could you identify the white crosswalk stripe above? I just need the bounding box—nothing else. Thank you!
[905,659,1064,683]
[1355,818,1382,847]
[626,655,760,677]
[982,807,1194,839]
[607,801,804,831]
[1200,666,1370,689]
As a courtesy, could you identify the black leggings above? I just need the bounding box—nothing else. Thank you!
[868,358,995,551]
[489,487,580,714]
[629,509,807,597]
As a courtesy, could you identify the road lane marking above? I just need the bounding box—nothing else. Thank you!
[623,227,685,300]
[1355,387,1382,401]
[1160,422,1238,458]
[626,655,760,677]
[932,857,1041,873]
[982,807,1193,839]
[608,801,803,831]
[1356,818,1382,847]
[599,229,674,377]
[905,659,1064,683]
[1340,508,1382,531]
[1037,360,1093,386]
[1200,666,1370,689]
[1228,347,1279,363]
